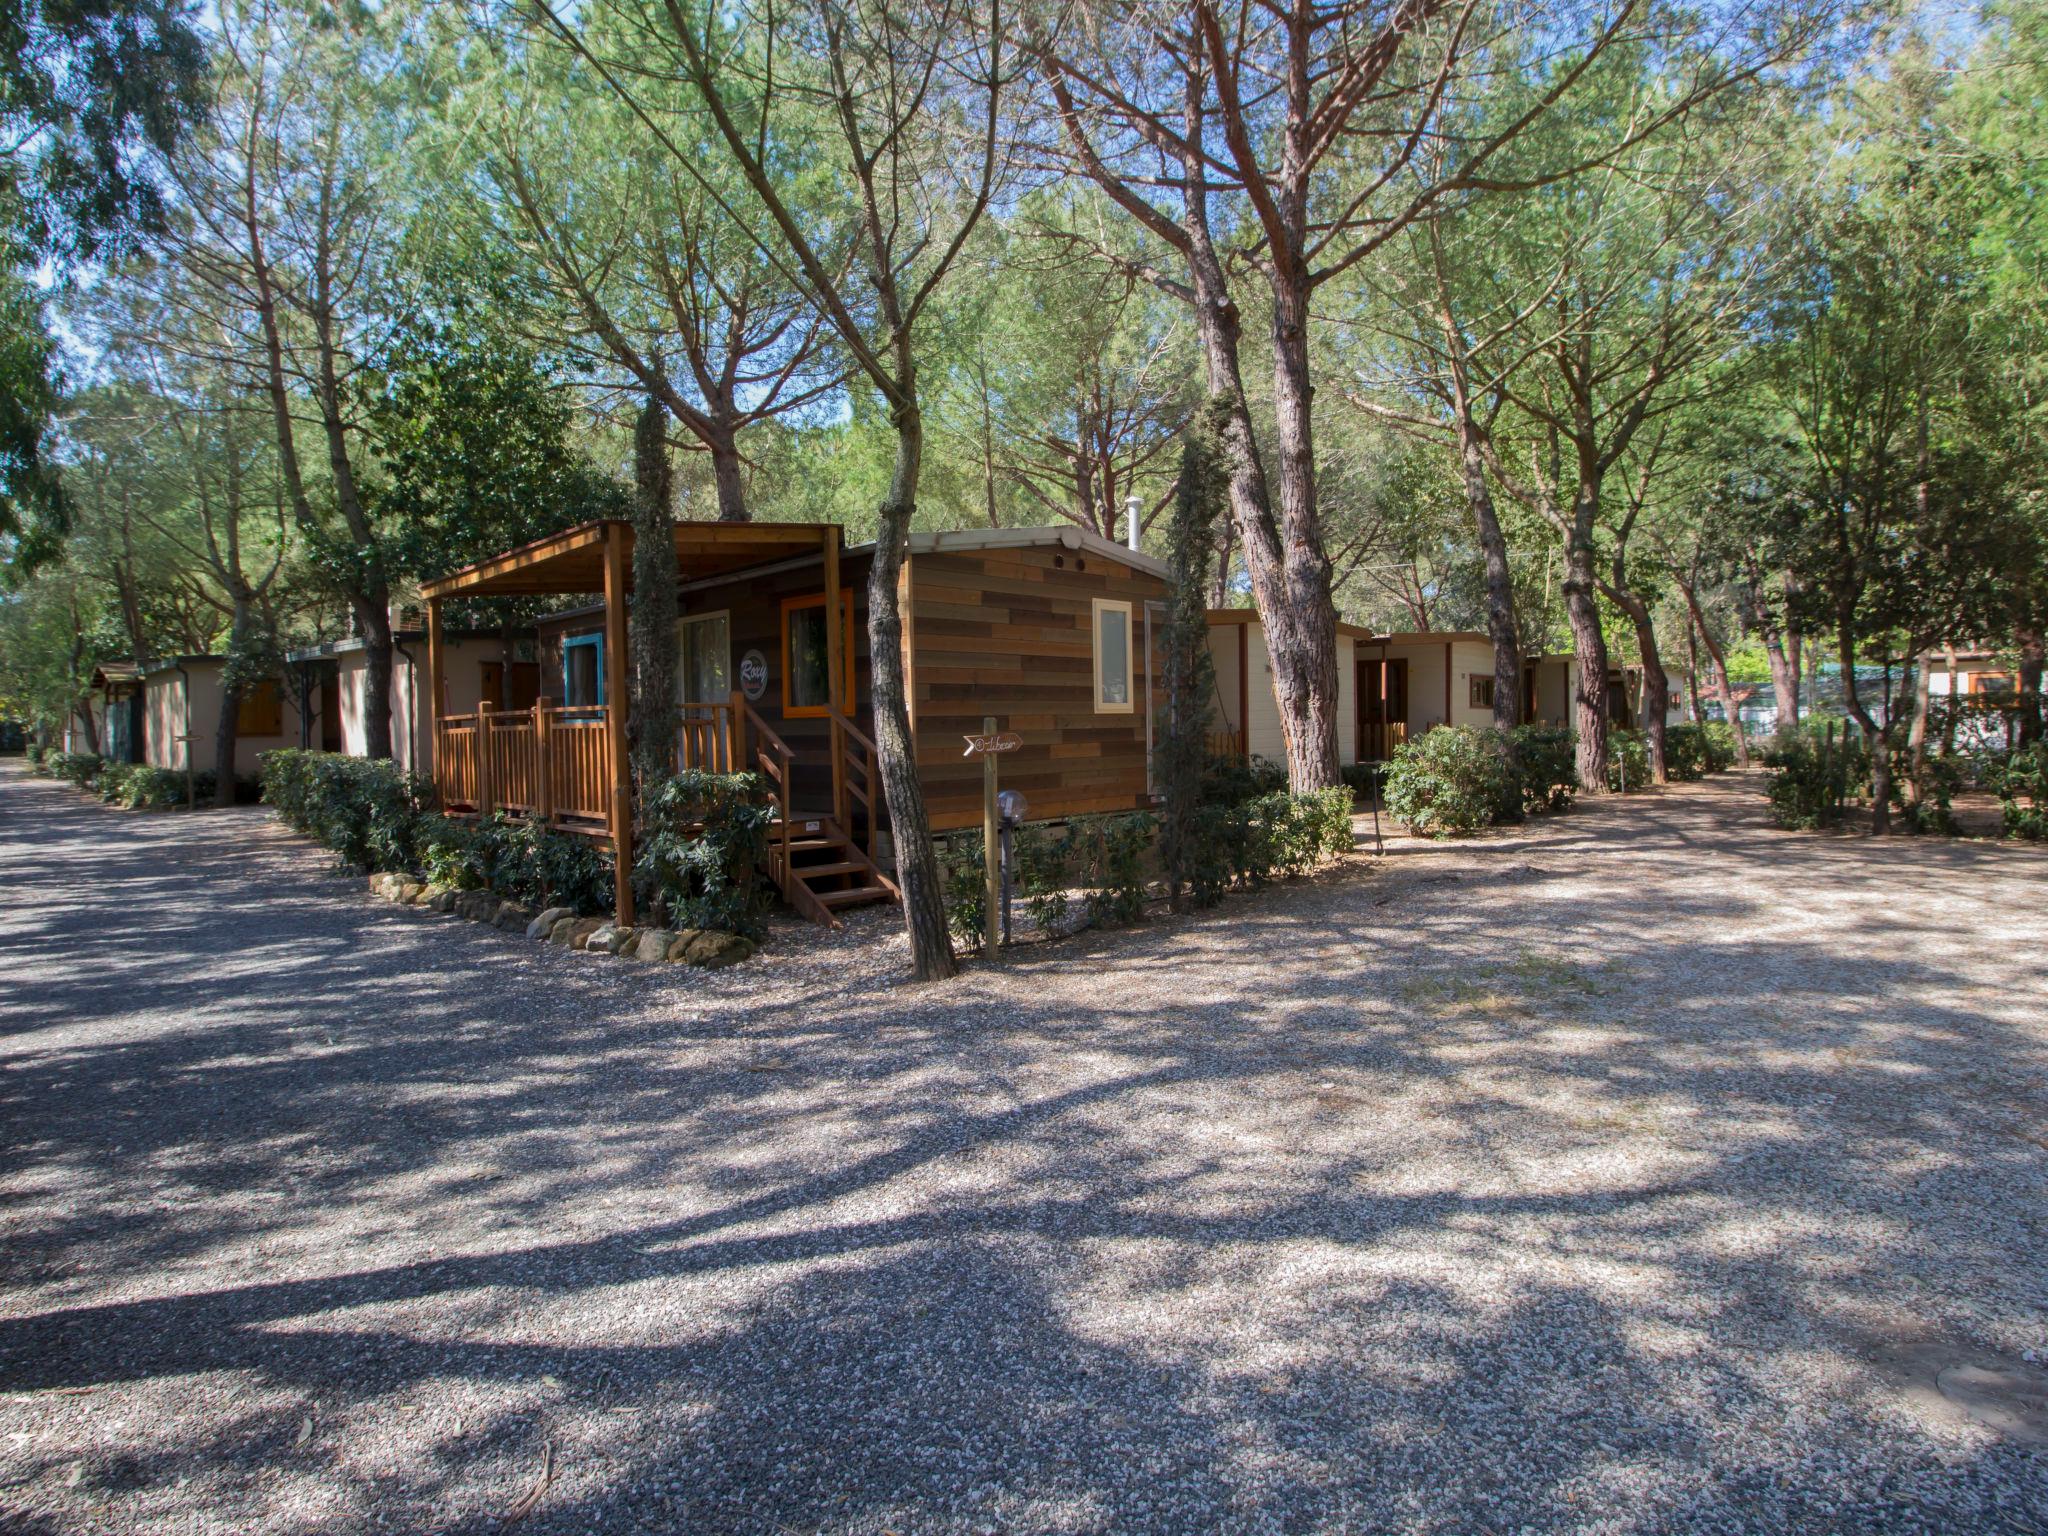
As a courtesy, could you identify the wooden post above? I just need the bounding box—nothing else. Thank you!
[728,688,745,775]
[604,524,635,923]
[982,714,1000,954]
[477,706,495,817]
[425,598,445,791]
[533,700,553,825]
[823,528,847,829]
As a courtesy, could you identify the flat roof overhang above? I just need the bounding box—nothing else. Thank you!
[419,519,839,600]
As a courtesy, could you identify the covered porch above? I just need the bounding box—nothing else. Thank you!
[419,519,894,926]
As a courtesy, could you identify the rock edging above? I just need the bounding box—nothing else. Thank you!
[363,874,756,968]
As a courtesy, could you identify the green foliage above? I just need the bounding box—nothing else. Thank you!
[1987,742,2048,841]
[1700,722,1740,772]
[1662,725,1706,782]
[1761,725,1871,830]
[1898,753,1963,837]
[96,762,186,808]
[1159,401,1226,909]
[47,749,101,787]
[1013,825,1071,938]
[1385,727,1513,838]
[1506,725,1577,814]
[1069,812,1155,928]
[634,770,774,937]
[940,830,988,952]
[1606,729,1651,793]
[1180,789,1354,907]
[260,749,423,873]
[1200,753,1288,807]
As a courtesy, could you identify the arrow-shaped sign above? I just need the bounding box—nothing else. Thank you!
[962,730,1022,757]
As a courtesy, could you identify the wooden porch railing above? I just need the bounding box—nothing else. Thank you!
[433,703,610,830]
[1360,720,1409,762]
[1205,728,1245,760]
[675,700,740,775]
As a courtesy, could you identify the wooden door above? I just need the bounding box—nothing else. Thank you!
[479,661,504,712]
[507,662,540,712]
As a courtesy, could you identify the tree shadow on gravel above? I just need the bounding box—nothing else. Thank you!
[2,767,2046,1533]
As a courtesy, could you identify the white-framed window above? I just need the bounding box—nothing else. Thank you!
[1092,598,1133,714]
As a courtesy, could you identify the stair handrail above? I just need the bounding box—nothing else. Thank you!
[824,706,881,858]
[736,694,795,877]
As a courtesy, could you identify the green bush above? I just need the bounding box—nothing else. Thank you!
[941,830,989,952]
[1663,725,1709,782]
[1014,824,1072,937]
[260,749,422,872]
[1069,811,1155,927]
[1700,722,1740,772]
[1201,752,1287,807]
[1989,741,2048,841]
[1606,729,1651,792]
[96,763,189,809]
[634,770,773,936]
[47,750,103,788]
[1384,726,1512,838]
[25,742,47,769]
[1761,725,1870,830]
[1506,725,1576,814]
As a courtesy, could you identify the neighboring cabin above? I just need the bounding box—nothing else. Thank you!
[1205,614,1653,766]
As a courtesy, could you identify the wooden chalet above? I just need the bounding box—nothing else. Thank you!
[418,519,1169,927]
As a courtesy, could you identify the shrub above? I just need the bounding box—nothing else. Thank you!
[1201,752,1287,807]
[25,742,47,769]
[1989,741,2048,841]
[634,769,773,936]
[260,749,422,872]
[1606,729,1651,792]
[47,750,103,788]
[1340,761,1385,803]
[1384,726,1512,838]
[1700,721,1739,772]
[1663,725,1709,782]
[96,763,188,809]
[941,830,989,951]
[1761,724,1870,830]
[1069,811,1155,927]
[1013,824,1072,937]
[1506,725,1576,815]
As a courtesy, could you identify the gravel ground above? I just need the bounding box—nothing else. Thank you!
[3,760,2047,1536]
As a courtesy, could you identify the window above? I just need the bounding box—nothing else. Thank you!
[1093,598,1133,713]
[677,612,731,709]
[562,633,604,708]
[1468,675,1494,710]
[781,591,855,716]
[236,678,283,736]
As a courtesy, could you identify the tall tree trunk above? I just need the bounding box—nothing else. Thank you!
[631,395,681,785]
[1906,648,1933,800]
[2019,629,2044,746]
[1562,511,1611,791]
[214,600,255,808]
[1604,584,1669,784]
[707,432,749,523]
[1683,618,1704,725]
[1837,626,1890,835]
[1259,256,1343,790]
[1781,571,1804,725]
[1672,574,1752,768]
[869,399,955,981]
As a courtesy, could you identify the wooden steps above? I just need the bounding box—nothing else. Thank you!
[769,813,899,927]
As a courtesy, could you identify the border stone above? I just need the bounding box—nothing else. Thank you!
[527,906,575,940]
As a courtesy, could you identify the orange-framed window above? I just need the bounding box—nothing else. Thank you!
[781,590,855,716]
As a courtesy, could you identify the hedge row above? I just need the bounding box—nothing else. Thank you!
[259,749,614,915]
[1382,722,1738,839]
[26,748,243,808]
[942,786,1354,950]
[257,749,779,923]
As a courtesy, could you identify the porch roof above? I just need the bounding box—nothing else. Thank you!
[418,519,839,600]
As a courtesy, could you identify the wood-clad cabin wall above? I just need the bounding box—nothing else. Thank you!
[906,545,1164,832]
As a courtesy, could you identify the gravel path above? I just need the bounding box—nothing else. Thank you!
[3,761,2046,1535]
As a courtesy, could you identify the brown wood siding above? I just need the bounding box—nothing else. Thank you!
[906,546,1164,831]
